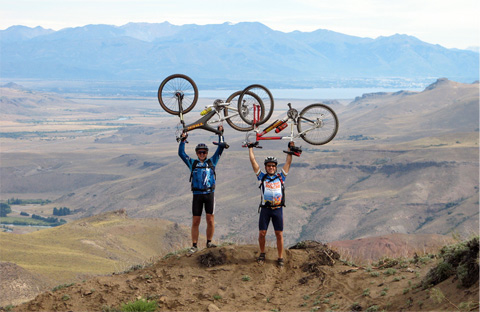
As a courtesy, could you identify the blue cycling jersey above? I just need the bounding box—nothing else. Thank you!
[178,138,225,195]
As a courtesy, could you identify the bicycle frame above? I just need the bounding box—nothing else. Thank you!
[249,103,326,144]
[203,103,244,128]
[250,103,296,142]
[176,93,241,136]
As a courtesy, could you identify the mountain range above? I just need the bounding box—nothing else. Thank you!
[1,22,478,89]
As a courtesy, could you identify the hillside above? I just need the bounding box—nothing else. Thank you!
[1,209,458,307]
[0,262,52,307]
[0,79,478,245]
[9,239,480,312]
[341,78,479,141]
[0,210,191,306]
[328,233,456,262]
[0,86,75,117]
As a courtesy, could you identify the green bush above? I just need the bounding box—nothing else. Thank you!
[422,236,479,288]
[121,299,157,312]
[52,283,75,292]
[242,275,251,281]
[383,268,397,276]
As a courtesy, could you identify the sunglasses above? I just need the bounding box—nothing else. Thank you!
[197,150,208,155]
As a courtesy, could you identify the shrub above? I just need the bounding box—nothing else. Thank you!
[383,268,397,276]
[121,299,157,312]
[52,283,75,292]
[366,305,379,312]
[242,275,251,281]
[422,236,479,288]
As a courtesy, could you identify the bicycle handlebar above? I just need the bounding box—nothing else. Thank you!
[242,141,262,148]
[213,141,230,149]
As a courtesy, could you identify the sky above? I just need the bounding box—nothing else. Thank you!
[1,0,479,50]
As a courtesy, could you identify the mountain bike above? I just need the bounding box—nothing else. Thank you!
[157,74,274,139]
[243,102,339,152]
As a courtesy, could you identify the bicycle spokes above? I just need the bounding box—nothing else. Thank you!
[299,116,323,128]
[297,104,338,145]
[158,74,198,115]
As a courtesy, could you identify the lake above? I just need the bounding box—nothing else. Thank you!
[199,87,425,100]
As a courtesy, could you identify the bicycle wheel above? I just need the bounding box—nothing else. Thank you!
[237,84,274,125]
[158,74,198,115]
[297,104,339,145]
[224,90,265,132]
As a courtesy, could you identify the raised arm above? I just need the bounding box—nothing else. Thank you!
[178,137,193,170]
[282,142,293,175]
[210,125,226,165]
[249,147,260,175]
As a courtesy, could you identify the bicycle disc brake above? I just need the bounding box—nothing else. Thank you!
[287,108,299,123]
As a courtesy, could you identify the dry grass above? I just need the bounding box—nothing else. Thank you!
[0,211,191,284]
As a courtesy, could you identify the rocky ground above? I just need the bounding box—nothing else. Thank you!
[6,241,479,312]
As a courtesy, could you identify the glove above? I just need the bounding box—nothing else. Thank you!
[247,141,259,148]
[179,132,188,142]
[284,144,302,156]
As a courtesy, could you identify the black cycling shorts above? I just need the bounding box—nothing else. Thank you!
[259,207,283,231]
[192,193,215,216]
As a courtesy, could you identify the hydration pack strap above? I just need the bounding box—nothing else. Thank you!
[190,159,216,192]
[258,173,285,212]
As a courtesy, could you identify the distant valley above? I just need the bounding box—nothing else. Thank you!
[1,78,478,245]
[0,78,478,308]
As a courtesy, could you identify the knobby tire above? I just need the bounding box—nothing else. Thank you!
[224,91,265,132]
[237,84,274,125]
[158,74,198,115]
[297,103,339,145]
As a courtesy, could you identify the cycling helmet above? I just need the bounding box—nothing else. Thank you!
[264,156,277,166]
[195,143,209,151]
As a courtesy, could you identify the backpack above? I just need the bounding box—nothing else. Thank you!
[258,173,285,212]
[189,159,216,192]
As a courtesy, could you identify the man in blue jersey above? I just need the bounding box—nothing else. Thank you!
[248,142,293,267]
[178,127,226,253]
